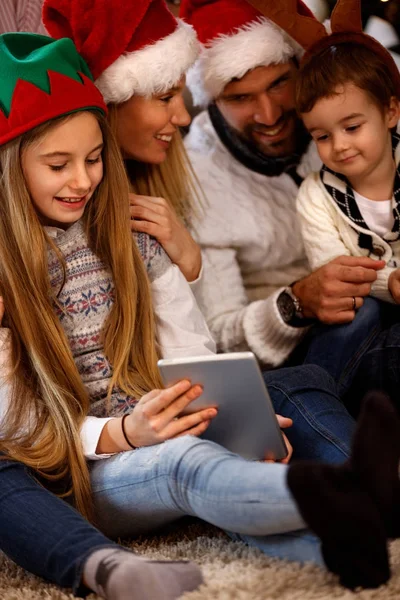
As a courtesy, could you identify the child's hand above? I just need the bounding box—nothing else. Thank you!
[389,270,400,303]
[123,380,218,448]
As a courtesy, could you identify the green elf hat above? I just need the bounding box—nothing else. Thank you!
[0,33,107,146]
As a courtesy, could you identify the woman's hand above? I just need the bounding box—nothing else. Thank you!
[129,193,202,282]
[389,269,400,303]
[123,379,217,448]
[264,415,293,464]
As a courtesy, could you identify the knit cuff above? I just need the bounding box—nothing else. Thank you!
[371,267,397,304]
[243,289,309,367]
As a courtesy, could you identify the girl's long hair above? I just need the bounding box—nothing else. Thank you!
[107,103,205,226]
[0,112,161,520]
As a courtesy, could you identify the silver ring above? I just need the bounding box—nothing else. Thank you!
[352,296,357,311]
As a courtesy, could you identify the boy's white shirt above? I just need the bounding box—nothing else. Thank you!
[0,261,216,461]
[297,171,400,304]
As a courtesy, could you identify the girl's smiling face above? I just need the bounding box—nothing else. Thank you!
[22,112,104,229]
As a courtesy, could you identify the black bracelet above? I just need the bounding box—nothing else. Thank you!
[121,414,136,449]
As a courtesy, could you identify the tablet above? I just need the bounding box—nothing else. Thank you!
[157,352,287,461]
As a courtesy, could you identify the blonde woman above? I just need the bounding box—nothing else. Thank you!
[44,0,203,285]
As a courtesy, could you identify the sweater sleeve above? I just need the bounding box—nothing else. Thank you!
[297,174,352,270]
[370,266,397,303]
[151,260,216,358]
[192,247,307,367]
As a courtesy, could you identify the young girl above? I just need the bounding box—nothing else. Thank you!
[43,0,204,286]
[1,28,398,598]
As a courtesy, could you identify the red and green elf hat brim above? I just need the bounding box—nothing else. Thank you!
[0,33,107,147]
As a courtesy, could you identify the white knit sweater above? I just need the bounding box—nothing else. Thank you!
[185,110,322,367]
[297,169,400,304]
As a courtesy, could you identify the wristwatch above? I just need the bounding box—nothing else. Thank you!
[277,286,311,327]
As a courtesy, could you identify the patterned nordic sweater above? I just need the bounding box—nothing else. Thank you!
[0,220,215,460]
[47,220,169,419]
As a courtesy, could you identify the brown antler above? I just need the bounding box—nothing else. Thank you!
[245,0,327,50]
[330,0,362,34]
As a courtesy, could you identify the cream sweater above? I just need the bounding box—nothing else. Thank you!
[297,164,400,304]
[185,110,322,367]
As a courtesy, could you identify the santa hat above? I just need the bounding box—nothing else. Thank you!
[180,0,314,107]
[43,0,200,104]
[0,33,106,147]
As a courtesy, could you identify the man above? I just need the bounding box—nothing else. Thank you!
[181,0,384,374]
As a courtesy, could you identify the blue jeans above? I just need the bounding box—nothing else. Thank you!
[264,365,355,463]
[302,297,383,396]
[0,459,117,596]
[1,365,351,584]
[90,365,353,564]
[90,434,324,566]
[346,319,400,416]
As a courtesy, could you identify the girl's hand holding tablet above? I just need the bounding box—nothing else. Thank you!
[124,380,218,447]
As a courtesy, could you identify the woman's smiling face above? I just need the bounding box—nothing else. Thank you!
[113,77,191,164]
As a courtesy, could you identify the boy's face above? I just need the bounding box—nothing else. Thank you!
[301,83,400,188]
[22,112,104,230]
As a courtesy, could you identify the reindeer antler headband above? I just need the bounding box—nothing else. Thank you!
[246,0,400,96]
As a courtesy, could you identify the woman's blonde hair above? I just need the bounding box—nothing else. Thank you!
[107,103,204,226]
[0,111,161,521]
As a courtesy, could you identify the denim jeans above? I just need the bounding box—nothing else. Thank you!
[345,319,400,416]
[1,365,351,585]
[90,365,353,564]
[302,297,383,396]
[264,365,355,463]
[90,434,324,566]
[0,459,117,596]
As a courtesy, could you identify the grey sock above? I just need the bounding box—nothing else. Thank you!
[83,547,203,600]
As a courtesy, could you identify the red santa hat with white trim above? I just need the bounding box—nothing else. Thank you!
[180,0,315,107]
[43,0,200,104]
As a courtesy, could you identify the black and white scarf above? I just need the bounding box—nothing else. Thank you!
[321,129,400,252]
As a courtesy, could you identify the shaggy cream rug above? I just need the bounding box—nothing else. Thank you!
[1,519,400,600]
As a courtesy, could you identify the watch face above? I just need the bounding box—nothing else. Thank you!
[277,291,295,323]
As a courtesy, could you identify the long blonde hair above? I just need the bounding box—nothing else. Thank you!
[108,103,204,225]
[0,111,161,521]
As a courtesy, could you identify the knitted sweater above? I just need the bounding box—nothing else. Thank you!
[297,130,400,304]
[0,221,215,459]
[185,110,321,367]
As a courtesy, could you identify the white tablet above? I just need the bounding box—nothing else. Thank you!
[158,352,287,461]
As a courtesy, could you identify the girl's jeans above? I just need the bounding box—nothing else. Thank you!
[90,366,353,565]
[0,365,354,590]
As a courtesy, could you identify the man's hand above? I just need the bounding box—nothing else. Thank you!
[389,269,400,303]
[293,256,385,324]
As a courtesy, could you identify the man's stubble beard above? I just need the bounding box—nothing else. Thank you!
[241,110,300,158]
